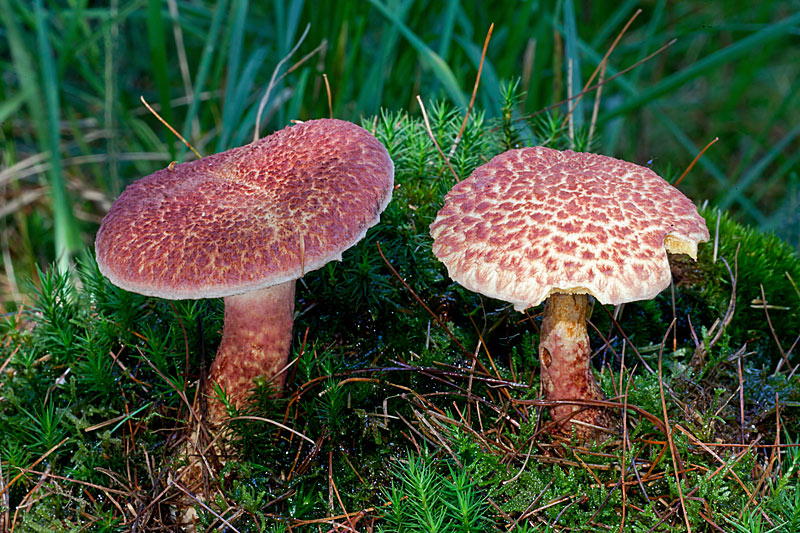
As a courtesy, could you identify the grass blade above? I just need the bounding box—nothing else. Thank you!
[436,0,458,60]
[589,0,638,50]
[599,10,800,121]
[218,0,250,150]
[356,1,410,114]
[178,0,230,160]
[1,0,43,131]
[719,122,800,212]
[33,0,81,271]
[269,0,304,126]
[730,74,800,182]
[367,0,467,108]
[147,0,175,157]
[228,47,270,147]
[562,0,584,127]
[0,89,30,126]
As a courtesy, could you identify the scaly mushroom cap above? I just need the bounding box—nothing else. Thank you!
[96,119,394,299]
[430,146,709,310]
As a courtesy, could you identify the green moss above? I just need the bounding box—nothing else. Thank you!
[2,100,798,530]
[694,207,800,366]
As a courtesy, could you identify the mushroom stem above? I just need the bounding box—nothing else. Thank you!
[539,293,607,433]
[207,280,296,421]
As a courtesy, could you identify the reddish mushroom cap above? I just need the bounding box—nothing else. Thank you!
[430,146,709,310]
[96,119,394,299]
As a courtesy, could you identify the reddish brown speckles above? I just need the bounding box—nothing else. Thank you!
[429,146,709,309]
[96,119,394,299]
[557,221,580,233]
[597,263,614,276]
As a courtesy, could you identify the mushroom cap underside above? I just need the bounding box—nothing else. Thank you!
[96,119,394,299]
[430,146,709,310]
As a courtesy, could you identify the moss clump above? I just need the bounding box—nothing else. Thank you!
[2,100,799,531]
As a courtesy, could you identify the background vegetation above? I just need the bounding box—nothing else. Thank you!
[1,0,799,531]
[1,0,799,307]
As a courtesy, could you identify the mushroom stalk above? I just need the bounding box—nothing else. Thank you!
[207,280,296,420]
[539,293,606,432]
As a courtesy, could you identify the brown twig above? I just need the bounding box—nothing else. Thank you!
[567,58,575,146]
[588,60,607,145]
[253,23,311,139]
[253,24,328,141]
[221,416,314,445]
[698,510,728,532]
[329,451,357,531]
[0,437,68,499]
[598,304,654,374]
[562,9,642,130]
[448,23,494,160]
[12,468,131,497]
[140,96,201,159]
[465,312,512,400]
[737,353,746,444]
[748,393,783,508]
[0,344,18,380]
[514,38,677,125]
[512,479,554,527]
[414,410,463,468]
[466,342,479,424]
[0,449,6,531]
[619,362,637,532]
[665,440,758,529]
[657,319,691,533]
[173,481,241,532]
[693,245,740,362]
[572,449,602,486]
[376,242,470,356]
[322,73,333,118]
[673,137,719,187]
[167,0,195,135]
[136,347,202,428]
[511,397,667,435]
[672,425,752,497]
[291,506,382,527]
[760,283,792,374]
[416,95,461,182]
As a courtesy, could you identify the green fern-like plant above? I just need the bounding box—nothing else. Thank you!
[379,451,492,533]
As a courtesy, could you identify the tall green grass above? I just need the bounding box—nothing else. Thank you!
[1,101,797,531]
[1,1,798,308]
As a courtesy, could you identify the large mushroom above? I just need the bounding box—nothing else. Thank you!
[430,146,708,435]
[96,118,394,422]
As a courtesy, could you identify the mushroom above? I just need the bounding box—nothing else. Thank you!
[430,147,708,435]
[95,119,394,421]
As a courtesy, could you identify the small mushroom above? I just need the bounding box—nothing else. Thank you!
[430,147,708,435]
[96,119,394,421]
